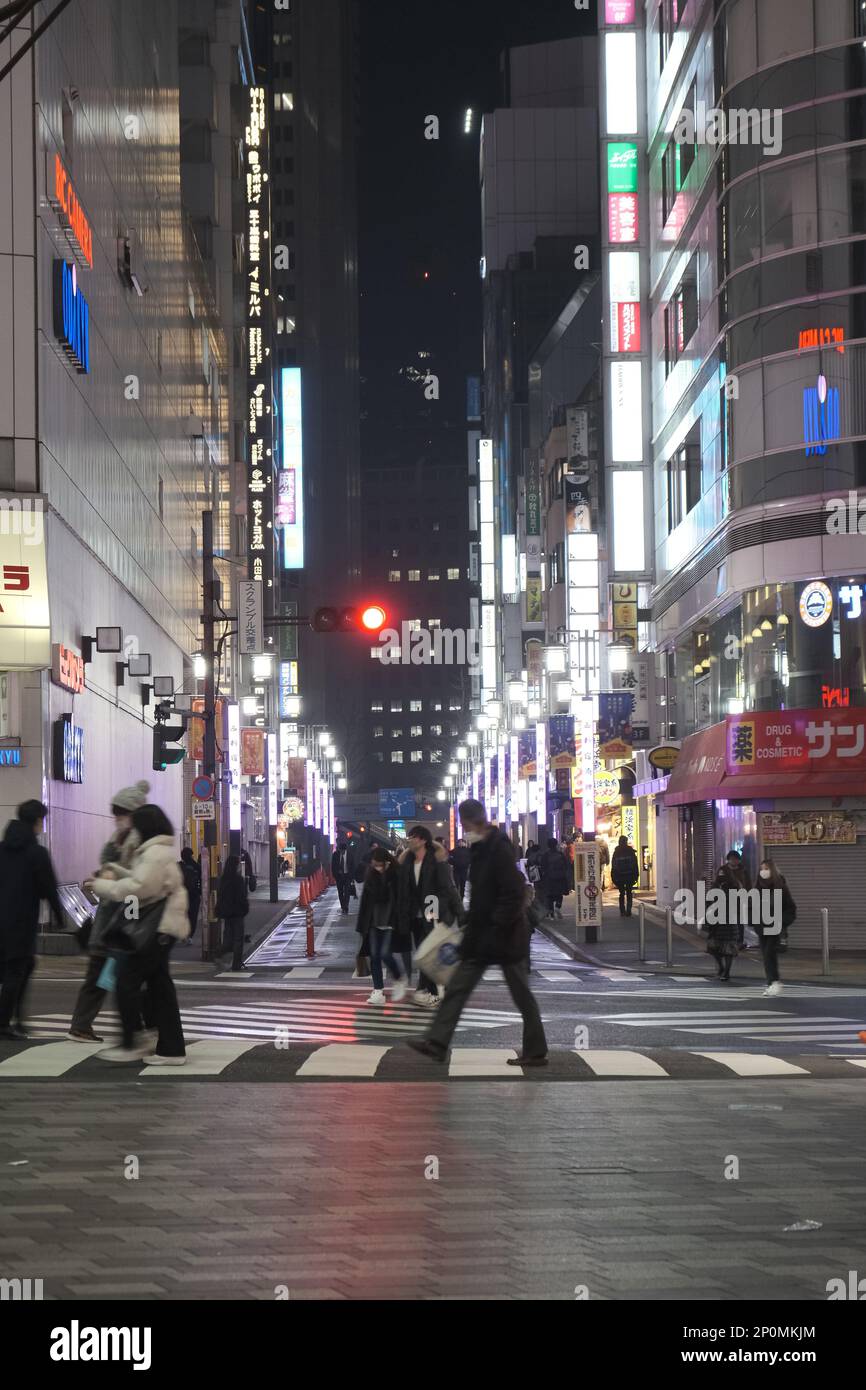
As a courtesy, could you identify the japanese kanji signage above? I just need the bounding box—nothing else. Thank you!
[611,655,649,742]
[598,691,635,759]
[548,715,576,769]
[0,497,50,670]
[726,710,866,774]
[245,86,273,588]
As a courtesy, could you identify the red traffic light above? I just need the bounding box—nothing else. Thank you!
[360,604,387,633]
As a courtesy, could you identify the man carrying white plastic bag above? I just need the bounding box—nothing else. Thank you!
[408,799,548,1066]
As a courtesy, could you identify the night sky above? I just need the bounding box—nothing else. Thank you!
[358,0,596,462]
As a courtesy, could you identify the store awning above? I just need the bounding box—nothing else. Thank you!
[662,720,866,805]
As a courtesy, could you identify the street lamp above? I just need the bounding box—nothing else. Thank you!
[337,776,347,790]
[436,789,447,801]
[476,713,490,731]
[467,731,479,747]
[318,732,331,747]
[455,745,467,760]
[192,653,207,680]
[252,654,273,680]
[448,763,458,775]
[607,642,630,674]
[444,775,454,788]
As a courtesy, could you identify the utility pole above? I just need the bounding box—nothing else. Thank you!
[202,509,221,959]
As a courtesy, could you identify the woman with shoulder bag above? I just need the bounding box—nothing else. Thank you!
[756,857,795,997]
[87,805,189,1066]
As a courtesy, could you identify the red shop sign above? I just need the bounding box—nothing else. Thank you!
[726,709,866,775]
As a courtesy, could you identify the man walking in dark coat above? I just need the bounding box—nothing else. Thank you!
[331,839,356,913]
[0,800,64,1039]
[611,835,640,917]
[408,799,548,1066]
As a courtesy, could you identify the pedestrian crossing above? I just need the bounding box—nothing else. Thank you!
[0,1037,865,1082]
[593,1008,866,1046]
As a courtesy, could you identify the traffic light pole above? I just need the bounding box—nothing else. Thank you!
[202,509,220,960]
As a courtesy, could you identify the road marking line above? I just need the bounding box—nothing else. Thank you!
[0,1041,103,1076]
[139,1039,261,1076]
[577,1049,669,1077]
[448,1047,518,1076]
[692,1052,809,1076]
[295,1043,390,1077]
[283,967,325,979]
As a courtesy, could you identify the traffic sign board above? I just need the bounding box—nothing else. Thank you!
[192,800,215,821]
[192,774,215,800]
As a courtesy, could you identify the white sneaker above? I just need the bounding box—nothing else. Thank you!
[764,981,783,997]
[416,992,439,1009]
[391,978,407,1003]
[140,1029,159,1055]
[366,989,386,1005]
[98,1044,150,1063]
[142,1053,187,1066]
[412,989,429,1004]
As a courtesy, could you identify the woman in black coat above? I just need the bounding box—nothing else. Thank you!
[539,838,571,920]
[355,849,408,1005]
[396,827,464,1007]
[216,855,249,972]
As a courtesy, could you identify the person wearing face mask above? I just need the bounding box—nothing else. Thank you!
[756,858,796,997]
[68,780,150,1042]
[396,826,463,1008]
[408,800,547,1066]
[356,847,408,1005]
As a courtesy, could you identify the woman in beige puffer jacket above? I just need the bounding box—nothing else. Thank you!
[89,806,189,1065]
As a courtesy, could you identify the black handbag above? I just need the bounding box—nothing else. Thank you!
[102,898,169,956]
[75,917,93,953]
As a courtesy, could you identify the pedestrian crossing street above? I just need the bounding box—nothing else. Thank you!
[1,1036,865,1082]
[592,1008,866,1047]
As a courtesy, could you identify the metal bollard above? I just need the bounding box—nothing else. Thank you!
[665,906,673,968]
[638,901,646,962]
[820,907,830,976]
[305,904,316,959]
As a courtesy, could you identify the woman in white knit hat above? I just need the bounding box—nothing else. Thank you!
[67,779,150,1042]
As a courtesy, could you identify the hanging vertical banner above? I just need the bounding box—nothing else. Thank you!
[517,729,537,780]
[267,733,278,826]
[535,721,548,827]
[245,86,274,591]
[227,703,241,831]
[238,580,264,655]
[510,735,519,825]
[549,714,577,769]
[598,691,635,758]
[240,727,265,777]
[305,759,315,826]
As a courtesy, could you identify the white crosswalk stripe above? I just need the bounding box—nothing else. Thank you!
[577,1049,668,1077]
[693,1052,810,1077]
[598,984,866,999]
[594,1008,866,1046]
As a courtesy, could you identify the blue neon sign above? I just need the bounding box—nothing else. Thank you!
[53,259,90,373]
[803,374,839,456]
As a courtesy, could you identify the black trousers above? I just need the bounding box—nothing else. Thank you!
[618,884,634,915]
[70,954,109,1033]
[222,916,246,971]
[0,953,34,1028]
[760,935,780,985]
[428,958,547,1059]
[116,936,185,1057]
[335,875,352,912]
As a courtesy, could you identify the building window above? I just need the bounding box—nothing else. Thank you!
[391,751,403,764]
[410,724,423,738]
[432,521,440,531]
[391,548,399,558]
[392,727,403,739]
[276,316,296,335]
[449,723,460,736]
[447,567,460,580]
[274,92,294,111]
[427,570,440,582]
[659,0,684,70]
[391,700,403,713]
[371,701,383,712]
[429,749,443,764]
[430,724,442,736]
[410,750,423,763]
[410,699,422,712]
[374,752,384,764]
[408,569,420,582]
[407,619,421,632]
[666,420,702,533]
[449,700,462,712]
[432,701,442,712]
[664,255,698,375]
[388,570,401,582]
[373,726,384,739]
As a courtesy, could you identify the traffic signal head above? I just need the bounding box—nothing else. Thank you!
[152,721,186,771]
[312,604,388,635]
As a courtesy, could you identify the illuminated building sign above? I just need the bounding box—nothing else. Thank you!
[840,583,866,619]
[278,659,299,716]
[803,375,840,456]
[280,367,305,569]
[227,703,241,830]
[799,580,833,627]
[51,643,85,694]
[607,143,638,193]
[798,327,845,354]
[48,154,93,268]
[0,747,23,766]
[611,300,641,353]
[610,362,643,461]
[53,261,90,373]
[53,714,84,783]
[245,86,273,587]
[605,0,636,19]
[822,685,850,708]
[608,193,638,244]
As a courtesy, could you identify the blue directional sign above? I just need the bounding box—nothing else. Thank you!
[379,787,416,818]
[53,259,90,373]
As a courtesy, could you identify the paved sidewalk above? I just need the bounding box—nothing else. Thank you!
[539,891,866,987]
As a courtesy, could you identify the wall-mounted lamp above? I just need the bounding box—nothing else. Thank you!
[81,627,122,664]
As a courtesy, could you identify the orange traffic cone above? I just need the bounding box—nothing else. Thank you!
[299,877,308,908]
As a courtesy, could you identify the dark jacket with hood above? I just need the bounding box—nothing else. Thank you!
[710,862,752,945]
[356,861,402,947]
[540,846,571,896]
[216,867,249,920]
[461,829,530,965]
[611,843,640,888]
[0,818,63,956]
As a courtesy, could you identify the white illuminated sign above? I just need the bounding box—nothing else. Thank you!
[612,471,646,572]
[535,721,547,828]
[609,251,640,302]
[228,703,241,831]
[605,33,638,134]
[267,732,278,826]
[510,735,519,825]
[579,701,596,833]
[281,367,305,569]
[610,361,643,461]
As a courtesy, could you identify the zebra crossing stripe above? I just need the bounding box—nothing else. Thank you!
[448,1048,518,1076]
[140,1039,261,1077]
[842,1058,866,1071]
[692,1052,809,1076]
[295,1043,390,1077]
[283,967,325,979]
[576,1049,669,1077]
[0,1040,103,1076]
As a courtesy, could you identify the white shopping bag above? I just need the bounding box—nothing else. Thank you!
[413,921,464,986]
